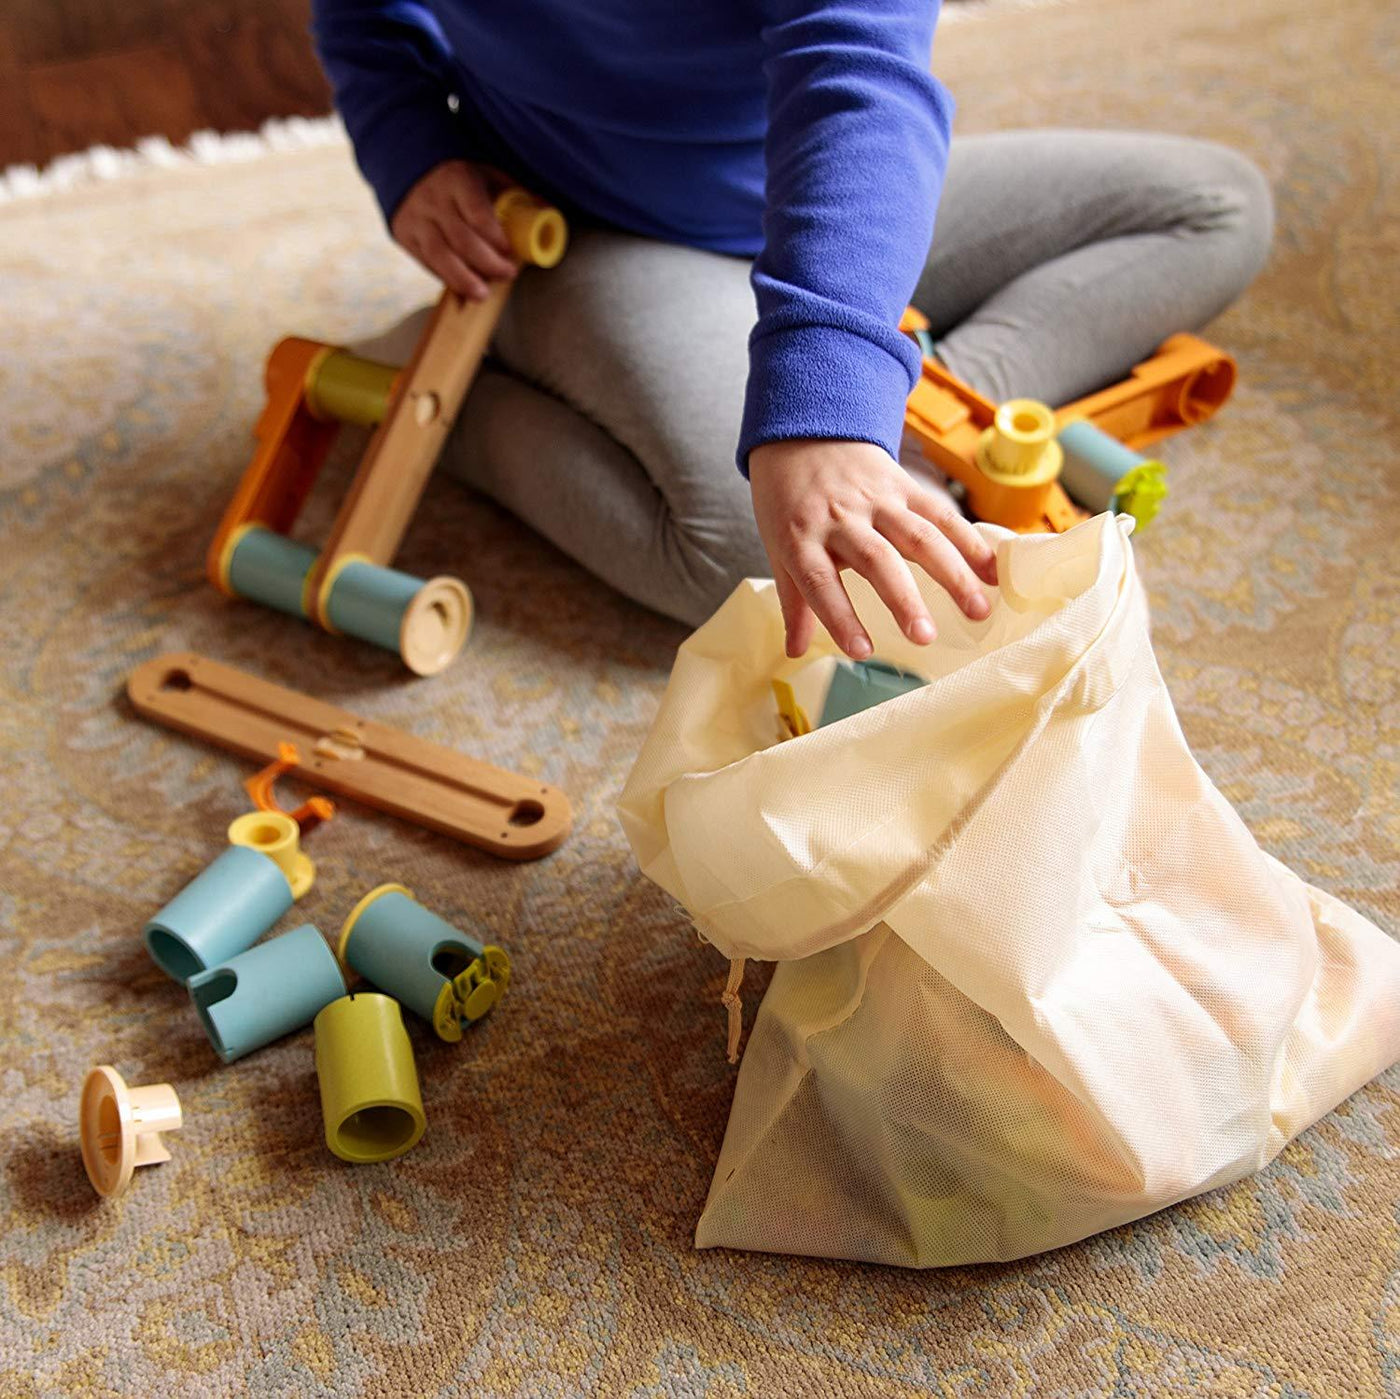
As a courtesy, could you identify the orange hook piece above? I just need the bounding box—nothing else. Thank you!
[244,741,336,835]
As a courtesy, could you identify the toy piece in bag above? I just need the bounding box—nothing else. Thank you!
[772,658,927,742]
[819,659,927,727]
[618,514,1400,1268]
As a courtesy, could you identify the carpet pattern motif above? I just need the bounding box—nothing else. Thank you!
[1,0,1397,1393]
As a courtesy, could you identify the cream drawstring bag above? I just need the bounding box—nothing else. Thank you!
[618,514,1400,1267]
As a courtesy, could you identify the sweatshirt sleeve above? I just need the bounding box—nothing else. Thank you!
[739,0,953,472]
[311,0,466,224]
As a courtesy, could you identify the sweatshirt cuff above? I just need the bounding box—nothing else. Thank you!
[350,99,466,226]
[737,323,918,475]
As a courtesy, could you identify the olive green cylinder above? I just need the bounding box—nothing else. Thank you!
[313,993,426,1163]
[306,350,398,428]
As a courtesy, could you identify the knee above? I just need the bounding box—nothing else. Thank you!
[663,494,770,630]
[1181,141,1276,288]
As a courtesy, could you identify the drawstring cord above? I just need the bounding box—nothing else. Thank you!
[721,957,746,1064]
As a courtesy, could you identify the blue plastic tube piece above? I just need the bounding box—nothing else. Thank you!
[819,659,928,728]
[1057,420,1150,512]
[227,526,317,619]
[341,887,505,1041]
[324,560,424,653]
[144,845,293,983]
[187,924,346,1063]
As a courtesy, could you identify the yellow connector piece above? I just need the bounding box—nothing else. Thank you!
[494,188,568,268]
[772,679,812,741]
[977,399,1063,486]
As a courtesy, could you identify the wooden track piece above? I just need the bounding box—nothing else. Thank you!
[128,652,571,860]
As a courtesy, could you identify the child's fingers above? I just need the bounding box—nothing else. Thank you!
[788,546,871,660]
[439,220,518,282]
[908,486,999,587]
[774,569,816,659]
[876,503,990,622]
[832,528,936,645]
[415,227,490,300]
[449,178,515,257]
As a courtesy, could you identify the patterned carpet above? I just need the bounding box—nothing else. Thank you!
[2,0,1397,1393]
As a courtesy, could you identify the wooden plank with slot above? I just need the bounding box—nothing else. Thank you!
[128,651,570,860]
[307,285,509,623]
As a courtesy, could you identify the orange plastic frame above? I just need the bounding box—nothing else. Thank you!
[900,310,1237,533]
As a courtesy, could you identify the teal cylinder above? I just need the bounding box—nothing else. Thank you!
[187,924,346,1062]
[1057,420,1155,512]
[227,525,316,619]
[144,845,293,983]
[338,885,510,1042]
[324,561,425,652]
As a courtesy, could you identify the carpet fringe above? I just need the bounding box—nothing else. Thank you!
[0,114,347,205]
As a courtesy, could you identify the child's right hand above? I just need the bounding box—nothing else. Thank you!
[749,437,997,660]
[391,160,519,301]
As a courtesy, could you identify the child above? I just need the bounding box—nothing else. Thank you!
[313,0,1272,657]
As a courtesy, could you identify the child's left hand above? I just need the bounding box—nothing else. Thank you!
[749,438,998,660]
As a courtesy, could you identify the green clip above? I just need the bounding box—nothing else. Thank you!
[1111,461,1169,529]
[432,946,512,1042]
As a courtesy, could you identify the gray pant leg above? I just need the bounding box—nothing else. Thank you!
[441,232,768,628]
[916,131,1274,403]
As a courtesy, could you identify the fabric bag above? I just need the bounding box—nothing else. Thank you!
[618,514,1400,1267]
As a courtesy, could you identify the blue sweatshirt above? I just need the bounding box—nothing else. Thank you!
[311,0,953,471]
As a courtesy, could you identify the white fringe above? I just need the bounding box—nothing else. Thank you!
[0,114,347,205]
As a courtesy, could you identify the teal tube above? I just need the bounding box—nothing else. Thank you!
[340,887,509,1041]
[188,924,346,1063]
[324,560,423,653]
[1057,421,1151,512]
[144,846,293,983]
[820,659,927,728]
[227,526,316,619]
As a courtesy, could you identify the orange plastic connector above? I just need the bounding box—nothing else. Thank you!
[207,337,350,595]
[900,309,1235,533]
[244,741,336,835]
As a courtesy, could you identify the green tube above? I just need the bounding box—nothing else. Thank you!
[313,993,426,1164]
[324,560,423,653]
[226,526,315,619]
[306,351,398,428]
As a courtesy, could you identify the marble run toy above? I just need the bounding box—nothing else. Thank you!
[900,310,1237,533]
[208,186,567,675]
[80,1066,182,1199]
[338,884,510,1042]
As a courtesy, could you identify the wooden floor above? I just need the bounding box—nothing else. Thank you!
[0,0,332,168]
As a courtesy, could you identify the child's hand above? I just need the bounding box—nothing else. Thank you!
[391,160,519,301]
[749,438,999,659]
